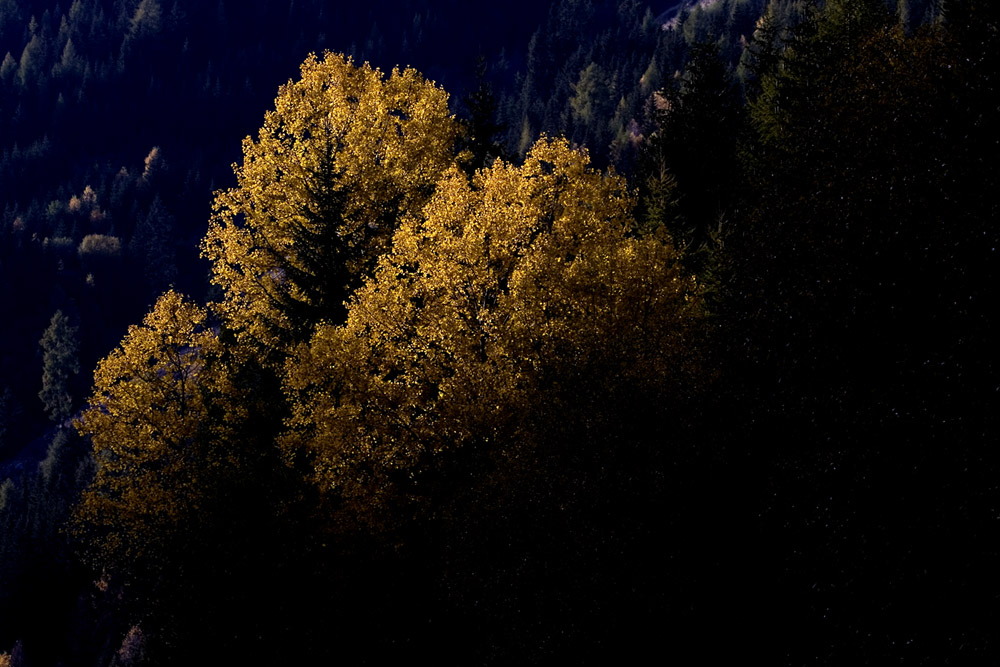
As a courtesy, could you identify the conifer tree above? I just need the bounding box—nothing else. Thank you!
[645,42,742,276]
[38,309,79,423]
[462,55,506,173]
[0,53,15,85]
[128,195,176,297]
[17,33,45,88]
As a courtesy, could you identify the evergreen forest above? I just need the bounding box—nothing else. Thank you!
[1,0,997,664]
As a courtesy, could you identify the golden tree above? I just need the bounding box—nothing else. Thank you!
[202,52,460,360]
[72,290,240,567]
[71,289,313,662]
[283,137,704,529]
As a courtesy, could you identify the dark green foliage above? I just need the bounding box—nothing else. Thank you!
[709,0,1000,660]
[737,2,783,97]
[461,55,508,173]
[279,142,364,332]
[128,196,177,299]
[642,42,743,277]
[38,310,80,423]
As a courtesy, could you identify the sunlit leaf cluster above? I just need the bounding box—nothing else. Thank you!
[203,53,459,358]
[284,137,702,528]
[73,290,238,565]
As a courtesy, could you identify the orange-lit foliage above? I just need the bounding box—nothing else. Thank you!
[284,137,702,529]
[73,291,240,566]
[202,52,460,359]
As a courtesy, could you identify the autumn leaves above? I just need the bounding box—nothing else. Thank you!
[75,52,703,553]
[203,53,459,356]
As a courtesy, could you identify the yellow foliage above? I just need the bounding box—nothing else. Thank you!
[73,291,239,565]
[202,52,460,361]
[74,51,703,564]
[284,137,703,528]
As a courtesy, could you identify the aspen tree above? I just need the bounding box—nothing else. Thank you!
[73,291,238,567]
[203,52,460,360]
[284,138,703,529]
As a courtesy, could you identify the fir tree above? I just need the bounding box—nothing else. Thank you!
[38,309,79,423]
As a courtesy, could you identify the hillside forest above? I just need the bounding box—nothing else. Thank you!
[1,0,998,664]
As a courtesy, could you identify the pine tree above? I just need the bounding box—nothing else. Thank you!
[462,55,506,173]
[645,42,742,276]
[38,310,79,423]
[128,195,176,298]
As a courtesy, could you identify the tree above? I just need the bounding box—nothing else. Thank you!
[128,0,163,40]
[52,37,84,80]
[77,233,121,267]
[38,310,80,423]
[112,625,146,667]
[738,3,784,99]
[461,55,506,173]
[569,62,614,151]
[17,33,46,88]
[77,233,123,293]
[710,8,1000,659]
[202,52,460,361]
[283,137,704,531]
[120,0,164,63]
[128,195,177,298]
[72,290,234,571]
[643,42,743,277]
[280,137,705,661]
[71,289,313,663]
[0,52,16,85]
